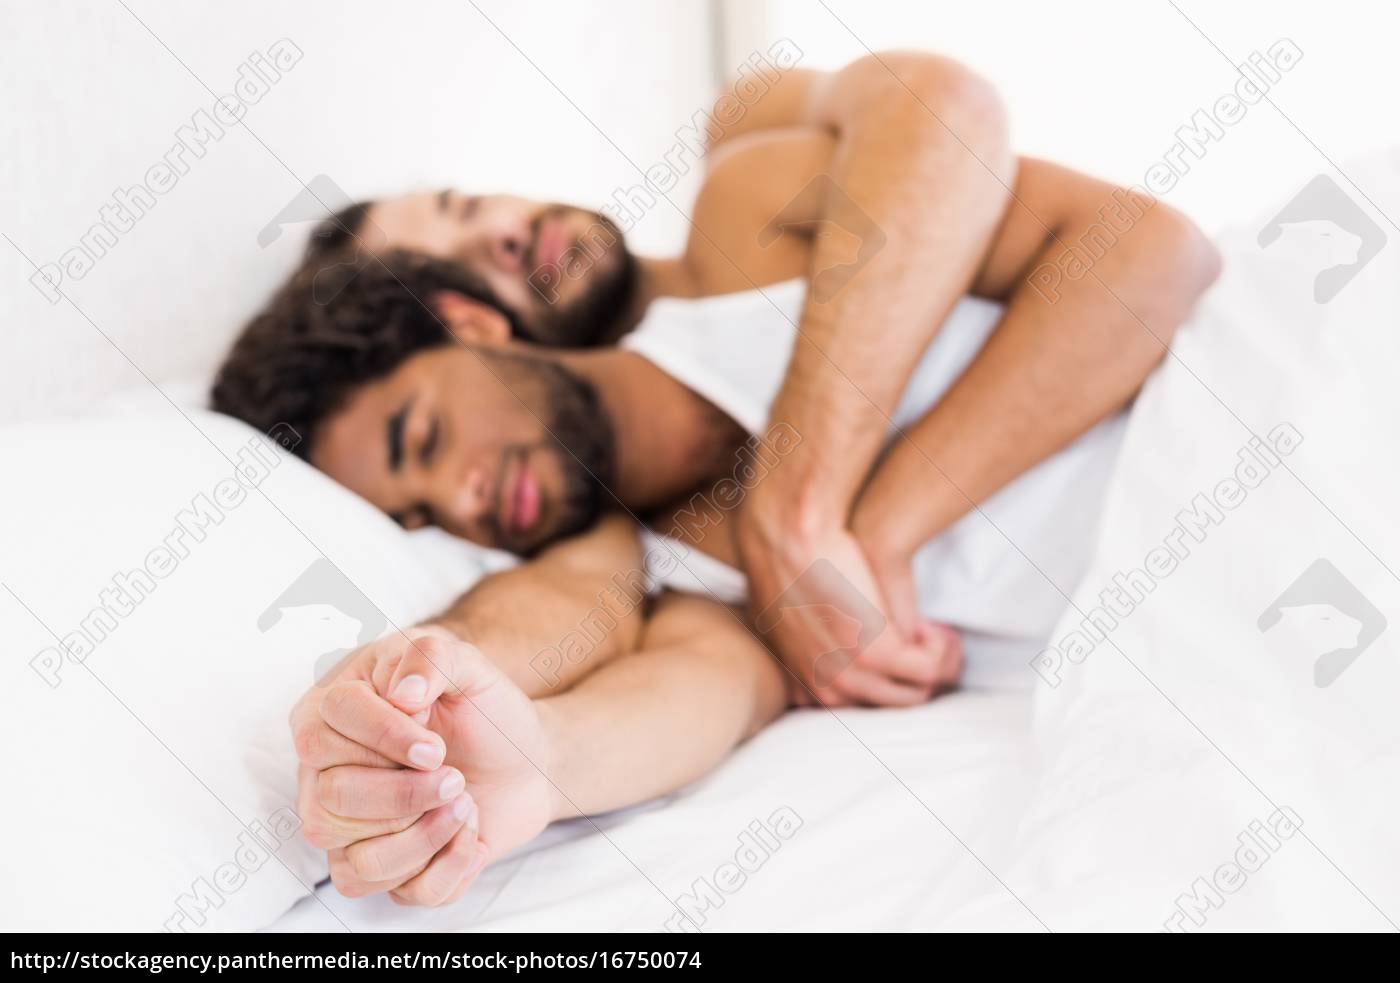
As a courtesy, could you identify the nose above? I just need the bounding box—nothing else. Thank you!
[484,216,531,274]
[493,231,528,273]
[433,464,492,534]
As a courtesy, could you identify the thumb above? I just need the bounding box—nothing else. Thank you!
[382,628,499,713]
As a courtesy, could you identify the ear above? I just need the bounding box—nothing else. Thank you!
[431,290,512,346]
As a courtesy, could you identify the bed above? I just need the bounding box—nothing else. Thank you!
[270,634,1043,933]
[5,151,1397,933]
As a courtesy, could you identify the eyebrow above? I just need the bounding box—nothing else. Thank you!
[387,398,413,473]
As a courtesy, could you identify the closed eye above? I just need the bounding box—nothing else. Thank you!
[387,400,411,473]
[391,505,433,530]
[421,415,441,465]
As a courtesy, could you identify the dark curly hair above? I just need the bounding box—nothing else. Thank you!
[211,250,523,459]
[303,200,373,266]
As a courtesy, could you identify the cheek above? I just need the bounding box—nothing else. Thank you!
[423,223,472,260]
[449,396,539,460]
[314,443,384,508]
[380,213,460,260]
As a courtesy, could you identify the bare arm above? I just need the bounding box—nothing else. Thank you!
[301,593,786,904]
[719,56,1219,703]
[540,593,786,819]
[851,159,1221,577]
[732,53,1016,703]
[427,513,648,697]
[764,54,1014,512]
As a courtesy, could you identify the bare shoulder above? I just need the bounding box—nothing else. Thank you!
[680,127,837,293]
[641,591,751,647]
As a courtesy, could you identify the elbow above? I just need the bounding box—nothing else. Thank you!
[1128,205,1221,353]
[1156,205,1222,298]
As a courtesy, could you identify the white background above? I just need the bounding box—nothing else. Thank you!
[2,0,1394,422]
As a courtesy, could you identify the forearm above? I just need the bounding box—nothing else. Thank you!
[766,55,1014,523]
[429,514,647,697]
[537,595,786,820]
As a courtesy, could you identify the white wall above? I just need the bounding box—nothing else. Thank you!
[6,0,1392,424]
[724,0,1395,230]
[0,0,718,422]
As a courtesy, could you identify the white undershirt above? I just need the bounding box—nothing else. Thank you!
[623,279,1127,639]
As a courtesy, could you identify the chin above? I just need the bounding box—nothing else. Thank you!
[511,528,555,559]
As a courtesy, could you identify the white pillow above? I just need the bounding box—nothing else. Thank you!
[1009,152,1400,931]
[0,408,490,931]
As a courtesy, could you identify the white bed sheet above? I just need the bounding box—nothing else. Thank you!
[1001,149,1400,932]
[13,380,1044,933]
[268,634,1044,934]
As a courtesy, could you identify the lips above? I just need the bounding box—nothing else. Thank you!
[531,215,571,271]
[500,448,542,537]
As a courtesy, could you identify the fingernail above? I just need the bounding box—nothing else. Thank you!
[392,675,429,706]
[464,841,488,879]
[453,793,476,823]
[438,771,465,800]
[408,742,443,768]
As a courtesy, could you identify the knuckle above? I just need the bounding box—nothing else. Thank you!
[388,887,419,907]
[399,878,438,907]
[379,814,419,837]
[371,716,404,758]
[330,865,371,899]
[293,724,322,763]
[412,635,446,664]
[428,808,463,850]
[321,680,368,720]
[424,882,456,907]
[316,770,347,814]
[347,842,389,884]
[393,776,422,816]
[302,816,340,851]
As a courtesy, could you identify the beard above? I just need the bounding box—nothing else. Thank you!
[525,208,639,348]
[481,348,616,556]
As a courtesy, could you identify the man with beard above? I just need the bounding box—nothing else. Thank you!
[277,50,1218,704]
[215,50,1218,906]
[212,229,1211,903]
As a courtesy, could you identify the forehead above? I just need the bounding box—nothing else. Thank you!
[310,370,395,498]
[365,191,444,244]
[312,351,431,461]
[311,345,510,458]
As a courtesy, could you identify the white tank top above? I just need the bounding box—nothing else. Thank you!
[622,279,1127,639]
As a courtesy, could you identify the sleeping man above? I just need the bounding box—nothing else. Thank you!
[212,52,1219,903]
